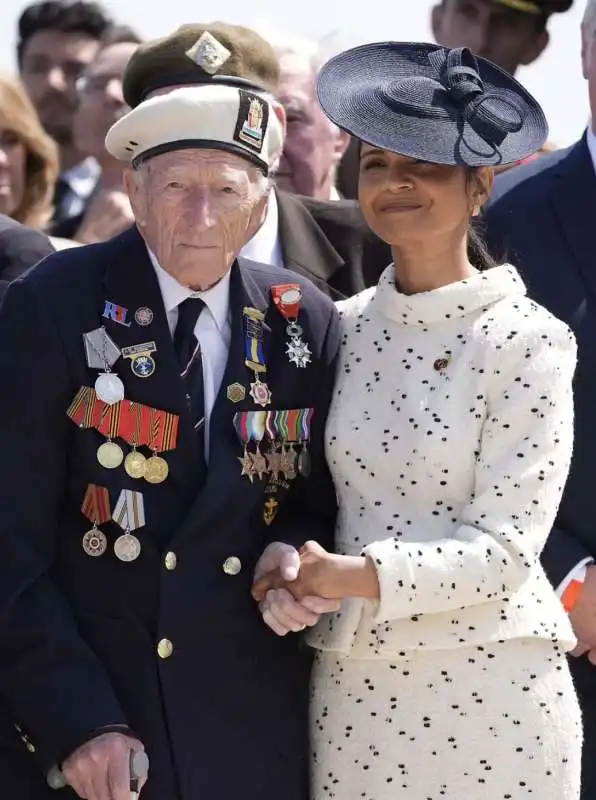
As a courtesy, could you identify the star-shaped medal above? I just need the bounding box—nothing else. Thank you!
[266,445,283,480]
[238,450,257,483]
[286,338,311,368]
[252,447,269,480]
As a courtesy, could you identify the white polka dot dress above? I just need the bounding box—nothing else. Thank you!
[308,265,582,799]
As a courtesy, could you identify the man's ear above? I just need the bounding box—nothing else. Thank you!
[332,129,351,165]
[123,168,146,227]
[272,100,287,135]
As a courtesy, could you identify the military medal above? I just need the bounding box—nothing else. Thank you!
[233,410,268,481]
[271,284,312,368]
[123,402,147,479]
[80,483,110,556]
[280,444,297,481]
[226,382,246,403]
[96,401,124,469]
[243,307,271,407]
[238,449,257,483]
[112,489,145,562]
[144,407,177,484]
[121,341,157,379]
[83,327,124,405]
[266,443,284,482]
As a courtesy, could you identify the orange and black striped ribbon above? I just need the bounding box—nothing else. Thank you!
[81,483,111,525]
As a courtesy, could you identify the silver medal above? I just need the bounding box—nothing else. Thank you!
[95,372,125,405]
[114,533,141,562]
[286,338,312,368]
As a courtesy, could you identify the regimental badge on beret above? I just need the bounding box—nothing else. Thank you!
[186,31,232,75]
[233,90,268,154]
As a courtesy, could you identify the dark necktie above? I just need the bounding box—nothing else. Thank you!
[173,297,207,450]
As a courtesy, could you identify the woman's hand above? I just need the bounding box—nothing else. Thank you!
[252,541,380,603]
[252,541,340,602]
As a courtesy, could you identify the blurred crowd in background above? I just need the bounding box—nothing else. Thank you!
[0,0,577,256]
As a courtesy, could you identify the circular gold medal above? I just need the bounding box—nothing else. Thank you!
[97,441,124,469]
[114,533,141,562]
[124,450,147,479]
[82,528,107,557]
[144,455,169,484]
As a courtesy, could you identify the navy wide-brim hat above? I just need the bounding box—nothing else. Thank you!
[316,42,548,167]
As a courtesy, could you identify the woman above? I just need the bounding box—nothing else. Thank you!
[0,74,59,232]
[253,43,581,798]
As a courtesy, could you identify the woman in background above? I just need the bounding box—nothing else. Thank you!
[254,42,582,799]
[0,74,59,233]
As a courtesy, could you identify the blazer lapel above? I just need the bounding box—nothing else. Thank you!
[99,227,198,485]
[172,259,272,543]
[550,136,596,304]
[276,190,345,288]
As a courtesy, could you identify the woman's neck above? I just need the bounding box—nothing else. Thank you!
[390,232,476,295]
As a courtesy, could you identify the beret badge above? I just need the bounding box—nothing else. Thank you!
[186,31,232,75]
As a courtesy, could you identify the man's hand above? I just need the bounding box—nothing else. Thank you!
[62,732,146,800]
[253,543,340,636]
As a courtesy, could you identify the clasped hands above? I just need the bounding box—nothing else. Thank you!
[252,540,378,636]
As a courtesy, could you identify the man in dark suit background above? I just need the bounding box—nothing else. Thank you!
[483,3,596,794]
[121,23,390,302]
[0,213,54,282]
[0,37,341,800]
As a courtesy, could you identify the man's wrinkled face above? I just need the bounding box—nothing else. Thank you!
[20,30,100,147]
[125,149,269,290]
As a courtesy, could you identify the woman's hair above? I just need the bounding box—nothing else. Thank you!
[0,73,59,229]
[466,168,499,271]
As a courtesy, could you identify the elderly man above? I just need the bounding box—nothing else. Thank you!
[121,23,390,301]
[272,41,350,201]
[0,39,340,800]
[483,1,596,795]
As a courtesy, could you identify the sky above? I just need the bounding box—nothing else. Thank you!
[0,0,589,148]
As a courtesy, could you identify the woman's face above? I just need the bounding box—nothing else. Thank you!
[358,144,491,247]
[0,127,26,218]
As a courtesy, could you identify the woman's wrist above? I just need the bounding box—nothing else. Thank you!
[327,554,380,599]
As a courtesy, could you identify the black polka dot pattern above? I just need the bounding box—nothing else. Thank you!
[307,265,581,798]
[311,640,582,798]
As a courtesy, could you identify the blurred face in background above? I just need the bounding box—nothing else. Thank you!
[275,52,349,199]
[0,127,26,217]
[19,29,101,149]
[74,42,138,162]
[431,0,549,75]
[0,74,59,227]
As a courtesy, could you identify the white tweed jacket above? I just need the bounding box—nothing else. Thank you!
[307,265,578,657]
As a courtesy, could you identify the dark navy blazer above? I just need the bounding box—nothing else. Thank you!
[0,227,340,800]
[483,135,596,587]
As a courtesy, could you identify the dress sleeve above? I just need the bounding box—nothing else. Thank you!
[362,316,577,624]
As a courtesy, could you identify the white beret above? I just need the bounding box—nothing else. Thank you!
[105,83,283,175]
